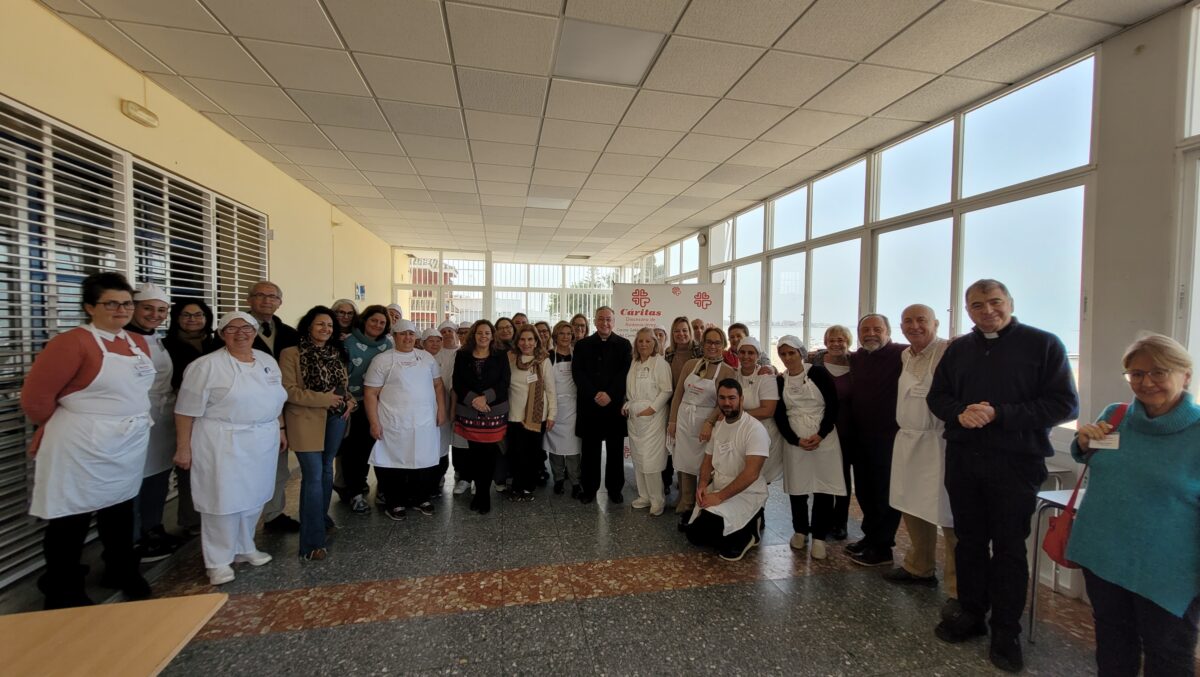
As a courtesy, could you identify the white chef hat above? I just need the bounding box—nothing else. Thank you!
[392,318,417,334]
[438,320,457,331]
[422,328,442,340]
[654,325,667,333]
[216,310,259,331]
[738,337,762,354]
[133,282,170,304]
[386,304,404,318]
[458,321,471,329]
[777,335,806,354]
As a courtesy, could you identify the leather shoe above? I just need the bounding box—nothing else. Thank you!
[828,526,848,541]
[264,514,301,533]
[934,609,988,644]
[845,538,868,555]
[990,636,1024,673]
[882,567,937,587]
[609,492,624,504]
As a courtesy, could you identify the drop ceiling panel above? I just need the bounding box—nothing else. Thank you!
[203,113,260,142]
[642,37,763,97]
[288,91,390,130]
[397,135,471,161]
[565,0,687,33]
[147,73,220,112]
[422,176,478,192]
[593,153,659,176]
[116,23,271,84]
[539,119,616,151]
[365,172,425,188]
[648,158,719,181]
[319,126,406,155]
[776,0,938,61]
[727,141,812,168]
[692,100,792,140]
[668,134,750,163]
[803,65,936,116]
[949,15,1115,84]
[1057,0,1180,25]
[457,68,548,116]
[535,147,600,172]
[242,40,369,96]
[465,110,543,145]
[867,0,1043,73]
[379,101,466,138]
[323,0,450,62]
[702,164,773,184]
[237,118,332,147]
[875,76,1003,122]
[476,164,534,183]
[824,117,922,150]
[761,108,864,145]
[187,79,306,120]
[303,166,369,184]
[274,145,354,168]
[446,3,558,75]
[545,79,636,123]
[674,0,813,47]
[727,51,854,107]
[470,140,537,166]
[85,0,221,31]
[456,0,563,15]
[60,16,171,72]
[621,90,718,132]
[356,54,460,107]
[203,0,342,48]
[605,127,685,156]
[412,159,476,179]
[585,174,642,191]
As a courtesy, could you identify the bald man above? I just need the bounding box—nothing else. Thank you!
[885,305,957,616]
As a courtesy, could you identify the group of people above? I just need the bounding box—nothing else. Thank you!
[19,272,1198,676]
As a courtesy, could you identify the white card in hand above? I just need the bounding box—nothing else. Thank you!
[1090,433,1120,450]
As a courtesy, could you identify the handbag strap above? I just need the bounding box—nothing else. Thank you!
[1066,402,1130,512]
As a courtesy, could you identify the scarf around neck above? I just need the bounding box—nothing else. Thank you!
[512,351,547,431]
[298,335,346,394]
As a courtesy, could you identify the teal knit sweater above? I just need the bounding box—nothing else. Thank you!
[345,328,393,398]
[1068,391,1200,617]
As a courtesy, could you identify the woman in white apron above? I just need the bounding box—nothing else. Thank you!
[774,335,846,561]
[668,326,736,529]
[623,328,673,515]
[364,319,446,521]
[545,321,582,497]
[506,325,556,502]
[125,283,182,563]
[21,272,154,608]
[663,316,703,497]
[174,311,288,586]
[422,328,455,497]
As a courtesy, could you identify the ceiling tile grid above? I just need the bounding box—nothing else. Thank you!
[42,0,1172,261]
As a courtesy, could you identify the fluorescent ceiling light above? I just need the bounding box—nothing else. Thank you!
[553,19,664,86]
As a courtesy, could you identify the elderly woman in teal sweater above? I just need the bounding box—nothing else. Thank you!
[1071,333,1199,677]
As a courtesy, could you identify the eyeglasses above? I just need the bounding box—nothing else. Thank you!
[1124,369,1172,383]
[334,311,356,317]
[703,340,724,347]
[179,312,205,320]
[249,293,281,302]
[222,325,257,336]
[94,301,135,311]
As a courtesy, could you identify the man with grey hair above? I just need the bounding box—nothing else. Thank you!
[846,313,907,567]
[572,305,632,504]
[928,279,1078,672]
[244,280,300,533]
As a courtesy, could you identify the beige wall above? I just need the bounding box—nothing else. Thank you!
[0,0,396,320]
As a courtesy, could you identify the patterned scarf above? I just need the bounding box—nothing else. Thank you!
[512,350,547,432]
[298,335,346,394]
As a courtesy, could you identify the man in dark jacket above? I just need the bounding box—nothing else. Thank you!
[572,306,632,504]
[927,279,1078,673]
[846,313,907,567]
[245,281,301,533]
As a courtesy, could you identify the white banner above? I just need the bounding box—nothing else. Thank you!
[612,283,725,340]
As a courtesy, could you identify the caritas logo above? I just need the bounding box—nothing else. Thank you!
[693,291,712,310]
[671,286,681,296]
[631,288,651,308]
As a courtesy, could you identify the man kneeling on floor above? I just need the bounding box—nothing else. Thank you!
[685,379,768,561]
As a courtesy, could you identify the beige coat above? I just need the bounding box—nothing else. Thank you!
[279,346,350,452]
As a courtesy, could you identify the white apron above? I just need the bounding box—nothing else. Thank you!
[740,371,783,484]
[673,363,719,475]
[625,357,669,473]
[544,356,581,456]
[190,351,287,515]
[370,351,440,469]
[890,357,953,527]
[689,415,768,536]
[780,366,847,496]
[142,333,176,477]
[31,326,155,519]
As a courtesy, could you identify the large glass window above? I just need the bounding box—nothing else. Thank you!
[711,268,732,327]
[529,264,562,287]
[734,262,762,339]
[667,242,680,277]
[811,160,866,238]
[494,290,525,317]
[443,252,486,286]
[681,235,699,273]
[874,219,953,330]
[527,291,560,322]
[444,289,483,324]
[710,220,732,266]
[493,262,527,287]
[769,251,806,369]
[878,122,953,220]
[962,58,1093,197]
[735,206,764,259]
[772,186,807,248]
[809,239,861,351]
[962,186,1085,369]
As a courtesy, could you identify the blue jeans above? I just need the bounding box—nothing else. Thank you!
[297,414,346,557]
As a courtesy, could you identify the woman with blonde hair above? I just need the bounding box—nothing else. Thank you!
[624,328,673,514]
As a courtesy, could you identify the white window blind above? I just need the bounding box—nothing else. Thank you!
[132,164,212,300]
[214,197,267,316]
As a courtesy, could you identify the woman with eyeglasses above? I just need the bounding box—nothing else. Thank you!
[535,321,552,351]
[21,272,155,608]
[174,311,287,586]
[331,299,358,342]
[668,326,736,530]
[280,306,354,560]
[1071,333,1200,676]
[494,316,516,353]
[162,298,220,537]
[570,313,589,343]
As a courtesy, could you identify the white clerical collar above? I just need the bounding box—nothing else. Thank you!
[983,332,999,339]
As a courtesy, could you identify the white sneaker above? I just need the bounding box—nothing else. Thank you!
[720,534,759,562]
[789,533,808,551]
[649,502,664,516]
[453,480,471,495]
[631,497,651,509]
[811,539,827,560]
[233,550,272,566]
[207,565,235,585]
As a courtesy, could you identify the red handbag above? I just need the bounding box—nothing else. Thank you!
[1042,403,1129,569]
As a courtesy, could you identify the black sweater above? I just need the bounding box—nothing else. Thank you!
[774,364,839,446]
[927,319,1079,457]
[452,349,511,417]
[848,341,906,439]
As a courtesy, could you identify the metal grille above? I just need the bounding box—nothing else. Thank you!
[132,164,212,300]
[214,197,267,317]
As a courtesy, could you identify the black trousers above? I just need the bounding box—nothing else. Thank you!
[451,445,468,478]
[856,433,901,550]
[1083,569,1200,677]
[789,493,835,540]
[662,455,674,491]
[944,447,1046,641]
[375,466,435,509]
[831,441,854,530]
[41,499,136,608]
[581,434,625,496]
[336,407,373,500]
[466,440,499,493]
[507,423,544,493]
[685,507,764,553]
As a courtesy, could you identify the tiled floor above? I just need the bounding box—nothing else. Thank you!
[147,461,1100,675]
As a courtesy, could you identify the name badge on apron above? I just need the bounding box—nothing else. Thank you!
[1090,433,1120,450]
[688,382,707,396]
[134,358,157,377]
[638,367,650,379]
[264,366,282,386]
[526,371,538,383]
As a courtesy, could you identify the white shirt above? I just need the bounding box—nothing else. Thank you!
[507,355,557,423]
[363,348,440,389]
[708,412,770,494]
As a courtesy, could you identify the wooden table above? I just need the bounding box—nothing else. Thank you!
[0,593,226,676]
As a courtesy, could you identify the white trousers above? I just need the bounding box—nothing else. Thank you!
[633,469,665,507]
[200,507,263,568]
